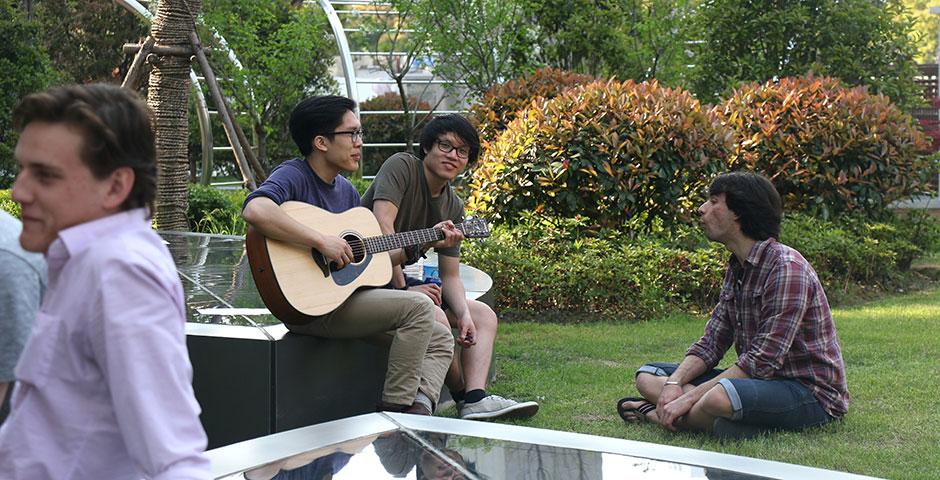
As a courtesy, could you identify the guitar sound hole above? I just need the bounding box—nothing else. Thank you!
[343,234,366,263]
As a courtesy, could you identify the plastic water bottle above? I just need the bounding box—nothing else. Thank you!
[423,262,440,286]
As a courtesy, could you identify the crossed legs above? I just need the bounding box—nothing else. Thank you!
[621,372,733,432]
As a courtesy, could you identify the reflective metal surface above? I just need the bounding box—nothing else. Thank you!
[208,413,878,480]
[163,230,279,326]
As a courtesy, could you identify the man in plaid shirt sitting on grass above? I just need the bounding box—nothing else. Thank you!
[618,171,849,439]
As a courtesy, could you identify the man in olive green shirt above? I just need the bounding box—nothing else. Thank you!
[362,114,539,421]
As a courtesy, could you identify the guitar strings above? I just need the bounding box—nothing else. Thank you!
[328,221,484,260]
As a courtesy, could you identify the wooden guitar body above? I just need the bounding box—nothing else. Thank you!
[246,202,392,325]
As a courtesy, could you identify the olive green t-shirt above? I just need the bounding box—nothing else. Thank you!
[361,152,464,264]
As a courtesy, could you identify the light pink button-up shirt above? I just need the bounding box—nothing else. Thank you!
[0,208,210,479]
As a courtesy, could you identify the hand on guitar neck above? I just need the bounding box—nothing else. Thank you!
[427,220,465,251]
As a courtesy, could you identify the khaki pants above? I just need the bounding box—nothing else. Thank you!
[286,288,453,406]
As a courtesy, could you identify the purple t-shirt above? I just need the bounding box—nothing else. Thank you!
[243,158,361,213]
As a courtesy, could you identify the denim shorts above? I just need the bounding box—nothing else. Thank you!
[637,362,834,435]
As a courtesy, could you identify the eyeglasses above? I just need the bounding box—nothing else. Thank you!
[323,129,364,143]
[435,139,470,159]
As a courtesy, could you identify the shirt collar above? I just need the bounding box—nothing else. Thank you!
[743,237,777,267]
[727,237,777,275]
[46,208,152,266]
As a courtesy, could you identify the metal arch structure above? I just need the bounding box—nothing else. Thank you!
[316,0,359,111]
[114,0,254,184]
[310,0,471,179]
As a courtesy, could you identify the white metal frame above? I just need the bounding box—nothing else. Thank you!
[207,412,881,480]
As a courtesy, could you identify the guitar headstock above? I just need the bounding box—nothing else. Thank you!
[459,217,491,239]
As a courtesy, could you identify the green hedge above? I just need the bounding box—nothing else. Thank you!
[462,211,940,320]
[187,184,248,235]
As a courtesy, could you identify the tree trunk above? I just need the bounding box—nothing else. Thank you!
[148,0,201,231]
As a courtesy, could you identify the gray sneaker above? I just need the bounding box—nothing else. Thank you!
[459,394,539,420]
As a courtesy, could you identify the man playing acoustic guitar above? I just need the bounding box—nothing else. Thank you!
[362,114,539,421]
[242,95,456,416]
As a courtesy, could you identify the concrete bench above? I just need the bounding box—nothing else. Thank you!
[168,232,494,449]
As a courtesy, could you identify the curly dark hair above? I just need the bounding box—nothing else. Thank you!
[419,114,481,166]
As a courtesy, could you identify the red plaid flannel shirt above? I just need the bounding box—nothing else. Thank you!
[687,238,849,418]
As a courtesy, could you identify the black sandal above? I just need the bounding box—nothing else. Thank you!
[617,396,656,423]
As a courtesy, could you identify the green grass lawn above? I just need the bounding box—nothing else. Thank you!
[458,286,940,479]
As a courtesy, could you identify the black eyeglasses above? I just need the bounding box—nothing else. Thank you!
[322,129,364,143]
[435,139,470,159]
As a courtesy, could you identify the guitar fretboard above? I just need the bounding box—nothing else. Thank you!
[363,226,459,253]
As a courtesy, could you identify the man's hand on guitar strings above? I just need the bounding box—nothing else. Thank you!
[317,234,354,269]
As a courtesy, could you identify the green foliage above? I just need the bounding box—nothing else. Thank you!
[360,92,431,175]
[716,75,934,218]
[0,190,20,218]
[462,220,726,320]
[522,0,695,83]
[201,0,337,170]
[782,213,917,288]
[462,211,938,319]
[417,0,538,96]
[347,175,373,196]
[468,79,732,230]
[0,3,58,188]
[690,0,922,109]
[470,67,595,145]
[903,0,938,63]
[34,0,147,84]
[187,184,247,235]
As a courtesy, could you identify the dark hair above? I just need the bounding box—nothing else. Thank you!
[289,95,357,156]
[13,84,156,212]
[708,171,782,240]
[419,114,480,165]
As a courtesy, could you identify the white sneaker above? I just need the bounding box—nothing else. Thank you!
[459,394,539,420]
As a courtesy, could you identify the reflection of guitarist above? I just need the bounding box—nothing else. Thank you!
[241,95,456,415]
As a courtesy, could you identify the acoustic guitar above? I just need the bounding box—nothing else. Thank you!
[246,201,490,325]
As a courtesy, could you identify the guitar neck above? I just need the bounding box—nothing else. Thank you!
[364,226,451,254]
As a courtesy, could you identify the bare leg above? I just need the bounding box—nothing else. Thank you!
[684,384,734,432]
[620,373,668,424]
[448,299,497,392]
[635,372,668,403]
